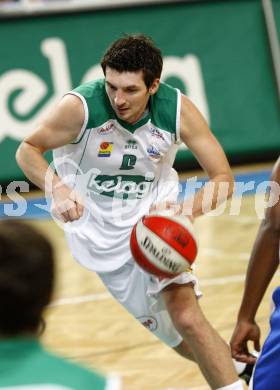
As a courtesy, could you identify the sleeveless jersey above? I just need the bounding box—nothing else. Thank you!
[53,79,182,272]
[0,339,119,390]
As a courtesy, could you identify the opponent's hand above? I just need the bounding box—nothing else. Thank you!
[230,320,260,364]
[51,182,84,223]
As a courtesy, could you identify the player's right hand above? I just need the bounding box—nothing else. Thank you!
[230,320,260,365]
[51,183,84,223]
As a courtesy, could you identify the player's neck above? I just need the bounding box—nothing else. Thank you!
[129,107,149,125]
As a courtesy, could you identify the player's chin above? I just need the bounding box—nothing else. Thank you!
[116,108,129,118]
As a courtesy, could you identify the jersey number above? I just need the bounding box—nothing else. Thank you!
[119,154,137,170]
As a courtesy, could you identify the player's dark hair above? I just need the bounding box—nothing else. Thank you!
[101,34,163,88]
[0,220,54,336]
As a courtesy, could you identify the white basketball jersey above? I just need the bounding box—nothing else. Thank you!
[53,79,182,272]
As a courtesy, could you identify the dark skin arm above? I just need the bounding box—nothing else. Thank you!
[230,157,280,364]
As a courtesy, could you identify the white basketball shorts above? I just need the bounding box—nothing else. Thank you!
[98,258,202,348]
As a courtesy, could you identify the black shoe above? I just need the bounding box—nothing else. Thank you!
[239,362,255,385]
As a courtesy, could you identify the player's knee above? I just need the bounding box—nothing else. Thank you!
[170,307,201,336]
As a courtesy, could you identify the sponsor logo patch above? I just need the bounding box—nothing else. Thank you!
[150,127,165,141]
[137,316,158,331]
[98,142,113,157]
[86,173,154,199]
[98,121,114,134]
[147,144,161,159]
[124,140,137,150]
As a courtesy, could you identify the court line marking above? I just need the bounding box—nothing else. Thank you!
[50,248,254,307]
[49,292,111,307]
[200,248,250,260]
[49,274,246,307]
[50,270,280,307]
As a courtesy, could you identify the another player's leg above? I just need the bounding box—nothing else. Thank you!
[163,282,243,390]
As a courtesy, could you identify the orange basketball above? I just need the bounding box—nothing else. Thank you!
[130,214,198,278]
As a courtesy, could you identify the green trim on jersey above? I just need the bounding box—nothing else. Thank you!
[150,82,178,135]
[0,338,107,389]
[72,79,178,135]
[115,111,151,132]
[73,79,114,129]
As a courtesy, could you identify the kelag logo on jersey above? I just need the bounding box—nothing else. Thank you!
[98,142,113,157]
[87,173,154,199]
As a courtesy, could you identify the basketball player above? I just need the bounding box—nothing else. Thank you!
[230,156,280,390]
[16,34,243,390]
[0,219,120,389]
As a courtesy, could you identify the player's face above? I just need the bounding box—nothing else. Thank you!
[105,67,159,125]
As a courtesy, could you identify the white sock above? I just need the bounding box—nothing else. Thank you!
[216,379,244,390]
[232,358,246,375]
[232,350,259,374]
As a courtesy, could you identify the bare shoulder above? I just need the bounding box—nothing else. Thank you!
[180,94,202,116]
[272,156,280,184]
[58,93,85,112]
[25,93,85,151]
[179,94,232,179]
[46,93,85,129]
[180,94,209,140]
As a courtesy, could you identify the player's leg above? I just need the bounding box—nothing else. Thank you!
[148,273,243,381]
[162,282,243,390]
[174,334,255,385]
[97,259,186,348]
[98,261,243,389]
[173,339,196,361]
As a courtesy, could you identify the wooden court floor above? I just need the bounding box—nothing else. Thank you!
[20,163,279,389]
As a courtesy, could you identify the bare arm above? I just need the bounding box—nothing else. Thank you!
[230,157,280,363]
[16,94,84,188]
[180,95,234,217]
[16,94,85,221]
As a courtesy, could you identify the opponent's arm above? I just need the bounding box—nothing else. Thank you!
[230,157,280,364]
[179,95,234,217]
[16,94,85,222]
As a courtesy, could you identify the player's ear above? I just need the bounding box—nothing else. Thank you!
[149,78,160,95]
